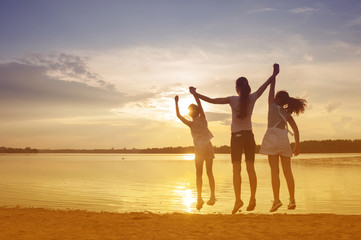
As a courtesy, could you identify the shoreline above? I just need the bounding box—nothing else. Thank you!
[2,151,361,154]
[1,207,360,240]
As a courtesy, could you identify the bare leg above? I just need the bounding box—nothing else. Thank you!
[232,162,243,214]
[268,155,283,212]
[280,156,295,200]
[195,159,204,210]
[246,161,257,201]
[245,160,257,211]
[195,160,204,200]
[205,157,215,205]
[233,162,241,201]
[268,155,280,201]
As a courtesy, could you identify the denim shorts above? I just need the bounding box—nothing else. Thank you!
[231,130,256,163]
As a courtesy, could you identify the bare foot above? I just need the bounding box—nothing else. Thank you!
[196,199,204,211]
[207,197,216,206]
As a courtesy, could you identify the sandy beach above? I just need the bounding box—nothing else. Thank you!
[0,207,360,240]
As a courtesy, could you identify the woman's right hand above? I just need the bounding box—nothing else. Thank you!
[273,63,280,76]
[189,86,196,94]
[175,95,179,102]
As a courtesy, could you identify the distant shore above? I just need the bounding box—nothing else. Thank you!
[1,139,361,153]
[0,207,360,240]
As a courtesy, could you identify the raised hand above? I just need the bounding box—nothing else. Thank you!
[189,86,196,95]
[175,95,179,102]
[273,63,280,76]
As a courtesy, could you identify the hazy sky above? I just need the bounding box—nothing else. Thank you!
[1,0,361,149]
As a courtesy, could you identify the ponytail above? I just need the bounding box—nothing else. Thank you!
[236,77,251,119]
[287,97,307,115]
[275,91,307,115]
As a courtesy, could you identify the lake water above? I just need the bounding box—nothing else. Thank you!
[1,153,361,215]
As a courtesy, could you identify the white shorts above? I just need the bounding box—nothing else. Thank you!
[259,128,293,157]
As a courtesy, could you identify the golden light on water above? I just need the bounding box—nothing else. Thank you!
[174,184,196,212]
[182,189,196,210]
[182,154,195,161]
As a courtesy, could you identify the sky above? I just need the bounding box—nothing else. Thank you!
[1,0,361,149]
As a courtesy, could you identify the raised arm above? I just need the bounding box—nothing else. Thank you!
[189,86,229,104]
[268,73,276,105]
[287,116,300,156]
[255,63,279,98]
[174,95,191,127]
[190,87,206,118]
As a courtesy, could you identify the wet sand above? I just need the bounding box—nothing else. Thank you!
[0,207,360,240]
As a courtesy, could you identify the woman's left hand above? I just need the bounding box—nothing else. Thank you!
[293,145,300,156]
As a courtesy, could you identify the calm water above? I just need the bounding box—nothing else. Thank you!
[1,153,361,214]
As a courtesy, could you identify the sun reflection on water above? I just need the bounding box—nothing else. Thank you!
[182,154,195,161]
[174,183,196,212]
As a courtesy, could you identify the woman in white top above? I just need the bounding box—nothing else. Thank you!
[190,64,279,214]
[259,65,307,212]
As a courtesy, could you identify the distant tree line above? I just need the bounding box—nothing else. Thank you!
[2,139,361,154]
[291,139,361,153]
[0,147,38,153]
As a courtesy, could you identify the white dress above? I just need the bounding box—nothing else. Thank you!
[259,104,293,157]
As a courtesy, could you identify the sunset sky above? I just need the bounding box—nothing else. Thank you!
[1,0,361,149]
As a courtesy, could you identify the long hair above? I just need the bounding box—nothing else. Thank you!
[275,91,307,115]
[236,77,251,119]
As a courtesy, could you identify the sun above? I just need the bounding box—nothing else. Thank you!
[174,94,211,119]
[177,95,196,115]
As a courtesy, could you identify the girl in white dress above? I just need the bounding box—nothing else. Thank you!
[259,65,307,212]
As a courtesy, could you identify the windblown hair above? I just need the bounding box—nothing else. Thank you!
[236,77,251,119]
[275,91,307,115]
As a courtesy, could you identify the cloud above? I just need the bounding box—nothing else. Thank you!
[328,117,361,139]
[1,116,181,149]
[347,15,361,27]
[18,53,115,90]
[2,42,361,148]
[248,7,318,15]
[205,112,231,123]
[0,61,136,120]
[89,46,221,93]
[303,54,313,62]
[289,7,318,14]
[330,41,361,56]
[247,8,277,14]
[325,101,341,113]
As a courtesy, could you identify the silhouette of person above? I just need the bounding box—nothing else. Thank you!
[190,64,279,214]
[259,64,307,212]
[174,90,216,210]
